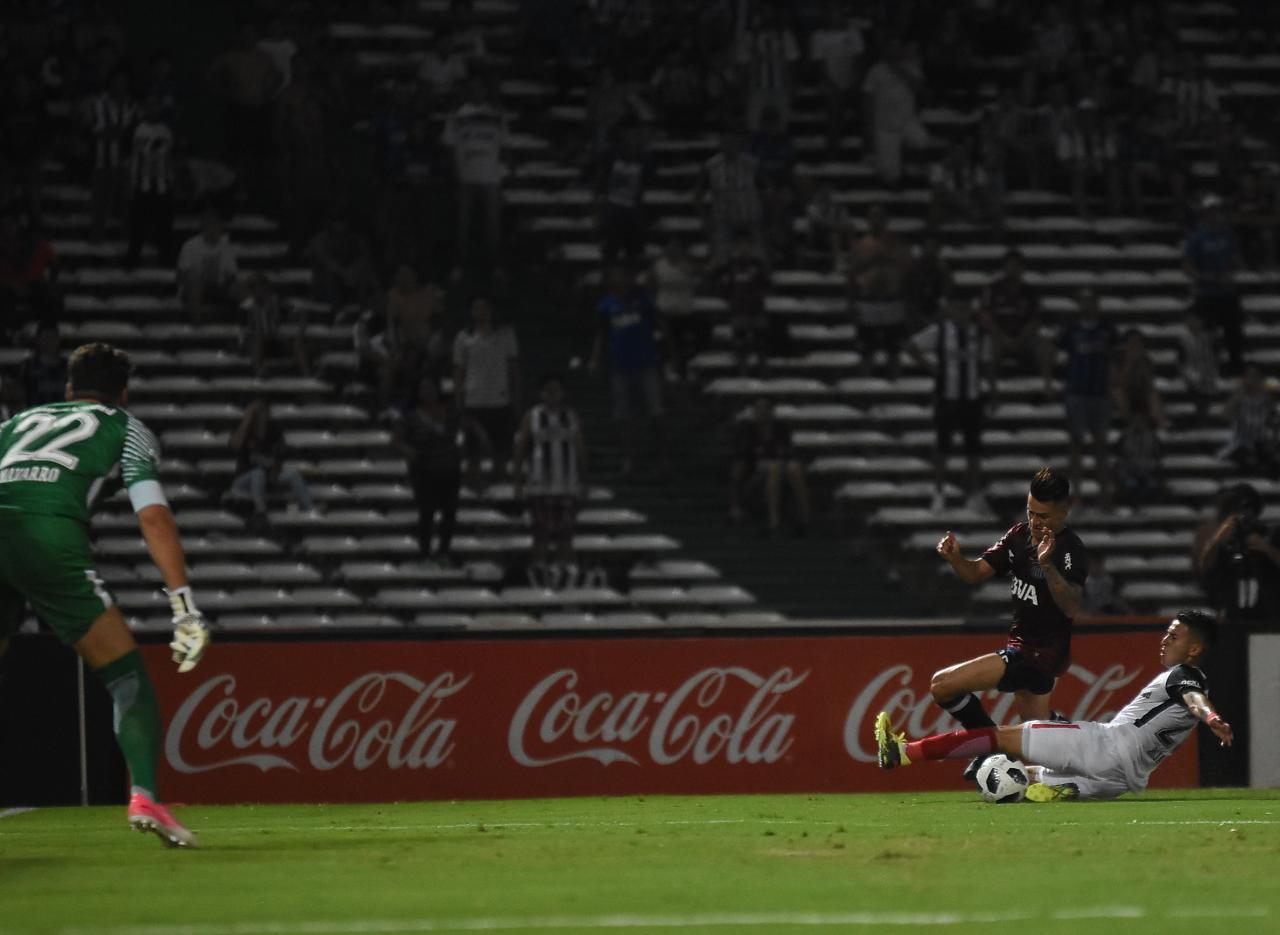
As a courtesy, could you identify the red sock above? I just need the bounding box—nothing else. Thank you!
[904,727,997,763]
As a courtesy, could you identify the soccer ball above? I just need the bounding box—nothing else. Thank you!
[975,754,1029,803]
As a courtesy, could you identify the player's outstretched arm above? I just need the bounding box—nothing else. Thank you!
[137,504,210,673]
[1183,690,1233,747]
[936,531,996,584]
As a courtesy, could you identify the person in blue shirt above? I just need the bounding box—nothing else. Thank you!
[1060,289,1116,506]
[1183,194,1244,375]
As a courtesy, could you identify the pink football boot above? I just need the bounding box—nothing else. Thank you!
[127,791,198,848]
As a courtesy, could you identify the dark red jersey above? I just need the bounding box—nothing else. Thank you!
[980,522,1089,675]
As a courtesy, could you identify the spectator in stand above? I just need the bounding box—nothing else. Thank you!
[84,68,138,240]
[750,106,797,265]
[590,265,666,477]
[125,96,175,269]
[17,320,68,408]
[861,38,929,187]
[907,235,950,326]
[807,2,864,150]
[307,217,378,311]
[711,227,772,376]
[849,204,912,379]
[176,209,239,323]
[1124,96,1186,221]
[1029,3,1077,77]
[1184,194,1245,376]
[1195,482,1280,624]
[1160,52,1220,140]
[241,272,308,378]
[596,125,651,268]
[1061,289,1116,506]
[1180,310,1220,424]
[1231,171,1278,270]
[145,52,182,125]
[207,24,281,205]
[973,110,1008,231]
[227,400,315,528]
[442,78,509,283]
[258,16,299,95]
[0,213,59,335]
[1222,366,1278,477]
[649,43,706,134]
[1113,329,1165,427]
[647,238,704,382]
[514,374,588,589]
[928,142,993,227]
[1082,553,1131,615]
[729,397,811,537]
[1114,409,1163,507]
[924,8,976,107]
[453,296,521,483]
[275,53,332,254]
[585,66,649,162]
[737,6,800,131]
[1056,99,1121,218]
[979,249,1054,394]
[392,376,463,567]
[696,129,763,262]
[385,265,445,397]
[905,289,992,513]
[417,29,470,104]
[798,179,851,272]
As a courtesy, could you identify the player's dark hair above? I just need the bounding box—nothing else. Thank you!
[68,342,130,403]
[1029,466,1070,504]
[1175,610,1218,650]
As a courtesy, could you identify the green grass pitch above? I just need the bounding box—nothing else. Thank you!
[3,790,1278,935]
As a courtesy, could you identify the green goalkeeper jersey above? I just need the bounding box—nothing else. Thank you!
[0,399,166,525]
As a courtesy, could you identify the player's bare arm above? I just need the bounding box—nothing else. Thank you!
[1182,689,1233,747]
[137,504,191,591]
[936,531,996,584]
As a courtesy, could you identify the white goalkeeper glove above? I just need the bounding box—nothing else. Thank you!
[166,586,210,673]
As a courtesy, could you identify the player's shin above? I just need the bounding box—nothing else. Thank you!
[904,727,998,763]
[94,650,161,798]
[938,693,997,729]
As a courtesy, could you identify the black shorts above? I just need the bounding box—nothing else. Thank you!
[995,645,1057,696]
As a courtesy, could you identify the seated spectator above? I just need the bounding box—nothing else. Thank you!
[1179,310,1220,424]
[1184,194,1244,375]
[1112,329,1165,427]
[442,78,509,282]
[1231,171,1278,270]
[176,209,239,323]
[589,265,666,477]
[849,205,912,379]
[861,39,929,187]
[385,265,445,398]
[798,180,851,272]
[729,398,811,537]
[226,400,315,527]
[1114,410,1163,507]
[307,217,378,311]
[978,249,1054,394]
[710,228,771,375]
[1055,99,1120,218]
[453,296,520,484]
[647,238,705,382]
[240,272,308,378]
[514,374,588,589]
[807,2,865,149]
[928,142,993,227]
[1221,366,1278,477]
[696,130,763,262]
[905,289,992,512]
[596,125,651,268]
[1061,289,1116,506]
[17,320,68,408]
[392,376,463,567]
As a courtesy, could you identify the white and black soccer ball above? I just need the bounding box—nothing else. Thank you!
[975,754,1029,803]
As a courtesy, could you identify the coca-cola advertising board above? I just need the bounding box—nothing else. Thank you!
[141,632,1197,803]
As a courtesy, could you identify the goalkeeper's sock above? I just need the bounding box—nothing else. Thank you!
[95,650,161,799]
[938,693,996,729]
[905,728,997,763]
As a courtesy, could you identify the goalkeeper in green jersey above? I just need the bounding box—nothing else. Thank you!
[0,342,210,847]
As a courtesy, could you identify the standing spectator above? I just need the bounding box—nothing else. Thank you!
[385,265,444,397]
[596,126,651,268]
[711,228,772,375]
[144,52,182,125]
[729,398,812,536]
[908,235,950,326]
[647,238,704,382]
[737,7,800,131]
[258,16,299,94]
[275,54,332,254]
[1184,195,1244,375]
[861,39,929,187]
[17,320,68,408]
[1113,329,1166,427]
[1221,366,1278,477]
[979,250,1054,394]
[1124,97,1186,220]
[417,29,470,104]
[1061,289,1116,506]
[590,266,666,477]
[514,374,588,588]
[1231,171,1278,270]
[1055,99,1121,218]
[443,78,509,283]
[1114,410,1163,506]
[696,130,763,262]
[799,180,851,272]
[176,209,239,323]
[306,217,378,311]
[241,273,308,378]
[585,67,648,161]
[85,69,138,240]
[1160,52,1220,139]
[227,400,315,527]
[207,24,281,204]
[649,44,706,134]
[1180,310,1220,424]
[0,213,59,335]
[393,376,463,567]
[849,204,912,379]
[905,291,993,512]
[808,2,865,149]
[453,296,520,483]
[125,96,175,268]
[928,142,992,227]
[750,107,797,265]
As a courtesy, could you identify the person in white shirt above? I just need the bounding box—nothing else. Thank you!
[737,10,800,131]
[176,210,239,323]
[443,79,509,282]
[453,296,520,483]
[126,96,175,267]
[808,3,865,148]
[647,238,705,381]
[861,40,929,186]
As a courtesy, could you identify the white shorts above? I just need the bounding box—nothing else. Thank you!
[1020,720,1136,797]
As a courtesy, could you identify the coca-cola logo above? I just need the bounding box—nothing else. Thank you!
[508,667,808,768]
[842,663,1145,763]
[165,671,470,773]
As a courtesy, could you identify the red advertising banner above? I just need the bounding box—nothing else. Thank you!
[140,632,1198,804]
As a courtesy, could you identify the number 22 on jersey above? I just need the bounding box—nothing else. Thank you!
[0,411,100,471]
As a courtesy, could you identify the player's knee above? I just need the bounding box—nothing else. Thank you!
[929,670,954,701]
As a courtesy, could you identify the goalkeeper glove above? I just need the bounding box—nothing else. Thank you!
[166,586,211,673]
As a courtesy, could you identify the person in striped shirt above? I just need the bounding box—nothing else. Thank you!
[84,69,139,241]
[126,96,175,268]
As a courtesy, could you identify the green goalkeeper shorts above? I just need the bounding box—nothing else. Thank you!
[0,514,115,645]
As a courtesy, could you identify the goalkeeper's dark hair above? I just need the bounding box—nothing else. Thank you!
[1175,610,1218,651]
[1028,466,1071,504]
[68,342,131,403]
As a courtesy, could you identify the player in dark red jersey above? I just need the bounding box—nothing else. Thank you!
[930,467,1088,776]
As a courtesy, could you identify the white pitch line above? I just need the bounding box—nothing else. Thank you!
[0,807,36,820]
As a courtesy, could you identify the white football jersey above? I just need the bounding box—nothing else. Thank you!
[1107,664,1208,790]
